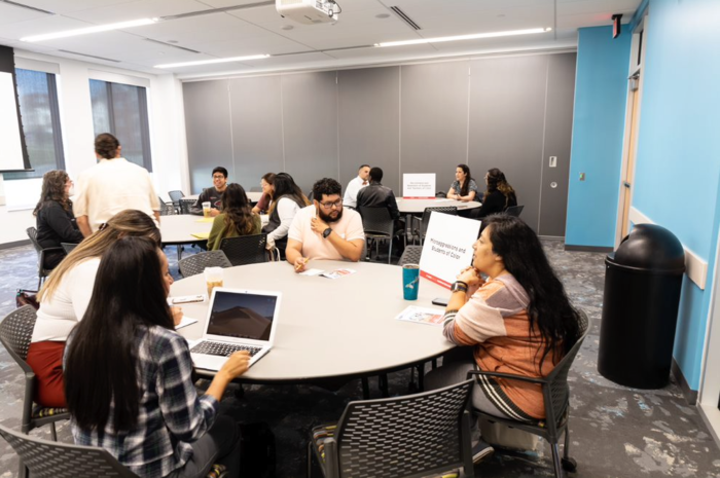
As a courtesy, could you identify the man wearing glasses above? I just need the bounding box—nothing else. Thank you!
[286,178,365,272]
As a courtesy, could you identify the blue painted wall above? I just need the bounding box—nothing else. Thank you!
[631,0,720,389]
[565,26,631,247]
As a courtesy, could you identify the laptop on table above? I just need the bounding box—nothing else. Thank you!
[190,288,281,372]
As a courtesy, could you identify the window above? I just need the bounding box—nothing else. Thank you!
[89,79,152,171]
[4,68,65,180]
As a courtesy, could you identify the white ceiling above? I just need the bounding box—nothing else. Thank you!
[0,0,641,79]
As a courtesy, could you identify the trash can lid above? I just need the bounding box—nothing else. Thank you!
[610,224,686,271]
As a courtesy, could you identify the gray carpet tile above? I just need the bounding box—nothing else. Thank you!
[0,240,718,477]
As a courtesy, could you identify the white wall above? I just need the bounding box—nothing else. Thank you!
[0,50,189,246]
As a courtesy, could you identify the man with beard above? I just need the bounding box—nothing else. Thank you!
[286,178,365,272]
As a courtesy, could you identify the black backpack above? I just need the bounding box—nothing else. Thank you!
[239,422,276,477]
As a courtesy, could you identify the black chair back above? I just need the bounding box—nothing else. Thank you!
[505,205,524,217]
[398,245,422,266]
[435,191,447,198]
[0,423,137,478]
[179,198,196,215]
[219,234,269,266]
[179,251,232,278]
[26,227,42,254]
[168,190,185,203]
[332,379,474,478]
[60,243,78,255]
[419,207,458,241]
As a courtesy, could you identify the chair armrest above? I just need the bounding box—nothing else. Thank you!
[41,246,65,254]
[466,369,547,385]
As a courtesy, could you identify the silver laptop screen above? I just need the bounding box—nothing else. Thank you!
[208,291,277,341]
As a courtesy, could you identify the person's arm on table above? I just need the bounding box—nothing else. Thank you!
[458,190,476,203]
[285,239,309,272]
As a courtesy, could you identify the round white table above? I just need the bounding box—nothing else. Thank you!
[186,191,263,203]
[396,198,481,214]
[170,260,453,387]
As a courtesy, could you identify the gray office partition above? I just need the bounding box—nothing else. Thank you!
[538,53,576,236]
[338,66,400,193]
[281,72,338,194]
[183,52,577,233]
[400,62,470,195]
[468,55,547,231]
[183,80,233,193]
[229,76,284,191]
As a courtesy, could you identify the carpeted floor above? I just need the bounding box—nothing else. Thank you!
[0,240,718,477]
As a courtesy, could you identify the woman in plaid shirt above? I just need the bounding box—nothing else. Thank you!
[64,237,250,478]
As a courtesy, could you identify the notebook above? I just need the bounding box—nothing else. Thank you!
[189,288,281,372]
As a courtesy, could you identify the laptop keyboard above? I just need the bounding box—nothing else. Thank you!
[191,341,261,357]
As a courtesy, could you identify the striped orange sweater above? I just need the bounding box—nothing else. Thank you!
[442,274,557,419]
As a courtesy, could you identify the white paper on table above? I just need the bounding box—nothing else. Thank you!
[395,306,444,326]
[175,316,199,330]
[419,212,481,289]
[299,268,324,276]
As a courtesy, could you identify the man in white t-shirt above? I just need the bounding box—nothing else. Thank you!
[287,177,365,272]
[342,164,370,209]
[74,133,160,235]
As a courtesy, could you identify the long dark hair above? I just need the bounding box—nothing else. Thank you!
[222,183,256,235]
[482,215,581,369]
[34,170,70,216]
[484,168,516,207]
[269,173,309,215]
[457,164,472,196]
[65,236,173,432]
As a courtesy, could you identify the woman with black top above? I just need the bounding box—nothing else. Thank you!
[472,168,517,219]
[34,170,85,269]
[263,173,310,254]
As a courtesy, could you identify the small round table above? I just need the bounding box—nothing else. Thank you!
[171,260,453,392]
[396,198,481,214]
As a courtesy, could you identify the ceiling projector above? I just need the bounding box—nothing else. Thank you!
[276,0,340,25]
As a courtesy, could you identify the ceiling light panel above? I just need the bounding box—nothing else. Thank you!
[376,28,549,48]
[155,53,270,69]
[21,18,158,42]
[60,0,209,23]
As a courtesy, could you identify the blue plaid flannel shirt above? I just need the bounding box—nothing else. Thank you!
[69,326,220,478]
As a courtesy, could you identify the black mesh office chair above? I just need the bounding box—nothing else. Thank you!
[358,207,395,264]
[0,306,70,478]
[399,245,423,266]
[179,198,197,215]
[466,310,589,478]
[219,234,270,266]
[0,422,230,478]
[178,250,232,278]
[308,379,475,478]
[26,227,63,289]
[60,243,78,255]
[159,196,175,216]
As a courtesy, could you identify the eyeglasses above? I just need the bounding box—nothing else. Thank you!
[319,200,342,210]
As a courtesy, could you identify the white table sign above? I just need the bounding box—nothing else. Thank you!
[419,212,481,289]
[402,173,436,198]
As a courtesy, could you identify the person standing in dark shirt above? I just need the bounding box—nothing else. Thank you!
[192,166,229,216]
[356,167,400,220]
[34,170,85,269]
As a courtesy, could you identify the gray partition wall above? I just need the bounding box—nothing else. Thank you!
[183,52,576,233]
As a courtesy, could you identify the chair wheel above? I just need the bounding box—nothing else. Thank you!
[561,457,577,472]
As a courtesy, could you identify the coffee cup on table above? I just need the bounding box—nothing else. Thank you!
[204,267,224,297]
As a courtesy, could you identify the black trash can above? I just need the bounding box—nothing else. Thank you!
[598,224,686,388]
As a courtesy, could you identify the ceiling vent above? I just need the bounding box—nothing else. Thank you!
[144,39,201,54]
[58,50,120,63]
[389,6,421,30]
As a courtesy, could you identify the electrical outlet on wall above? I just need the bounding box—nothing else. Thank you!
[549,156,557,168]
[579,172,586,181]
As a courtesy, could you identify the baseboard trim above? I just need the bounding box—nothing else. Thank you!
[0,239,30,250]
[672,358,698,405]
[564,244,614,253]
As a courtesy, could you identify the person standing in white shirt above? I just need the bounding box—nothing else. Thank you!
[73,133,160,236]
[342,164,370,209]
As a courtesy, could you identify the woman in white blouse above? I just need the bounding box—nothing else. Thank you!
[28,209,165,408]
[262,173,310,255]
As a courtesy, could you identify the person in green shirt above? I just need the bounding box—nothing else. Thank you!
[207,183,262,251]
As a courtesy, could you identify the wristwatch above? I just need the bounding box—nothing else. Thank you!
[451,281,469,293]
[322,227,332,239]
